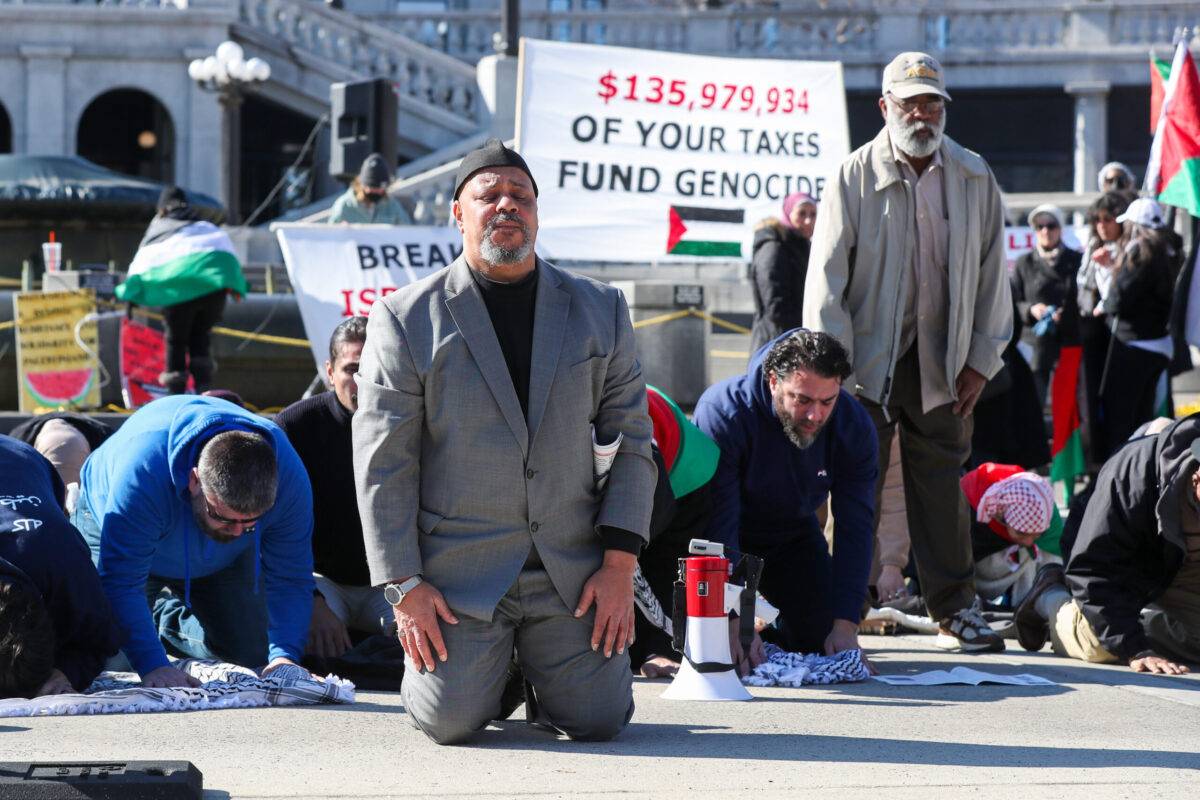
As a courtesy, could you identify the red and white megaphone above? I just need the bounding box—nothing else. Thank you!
[662,540,758,702]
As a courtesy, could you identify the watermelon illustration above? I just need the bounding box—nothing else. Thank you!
[24,368,97,407]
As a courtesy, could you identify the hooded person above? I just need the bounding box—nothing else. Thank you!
[328,153,414,225]
[693,328,878,661]
[0,435,121,698]
[748,193,815,355]
[1014,414,1200,674]
[70,395,315,689]
[118,185,248,395]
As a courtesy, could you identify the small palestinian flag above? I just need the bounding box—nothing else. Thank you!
[1049,345,1086,501]
[1145,42,1200,217]
[117,221,248,308]
[1151,56,1171,134]
[666,205,744,257]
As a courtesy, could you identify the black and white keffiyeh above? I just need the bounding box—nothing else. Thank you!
[742,644,871,687]
[0,660,354,717]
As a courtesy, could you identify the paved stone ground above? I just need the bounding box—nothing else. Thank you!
[5,632,1199,799]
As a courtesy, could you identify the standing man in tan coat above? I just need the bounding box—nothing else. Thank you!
[804,52,1011,652]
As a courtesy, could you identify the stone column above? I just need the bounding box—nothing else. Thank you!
[20,45,72,155]
[1066,81,1110,194]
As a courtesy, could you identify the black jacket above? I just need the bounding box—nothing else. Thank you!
[749,222,809,354]
[1011,247,1082,363]
[1106,245,1174,343]
[0,436,121,693]
[1065,414,1197,660]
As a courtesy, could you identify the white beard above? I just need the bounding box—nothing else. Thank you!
[886,104,946,160]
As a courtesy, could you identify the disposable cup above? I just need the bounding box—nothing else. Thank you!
[42,242,62,273]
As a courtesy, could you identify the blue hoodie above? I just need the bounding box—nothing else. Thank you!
[1,435,121,691]
[76,395,314,676]
[693,331,878,623]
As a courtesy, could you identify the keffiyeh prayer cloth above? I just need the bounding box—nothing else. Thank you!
[976,472,1054,534]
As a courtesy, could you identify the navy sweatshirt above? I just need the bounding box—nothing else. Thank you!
[1,435,121,691]
[692,332,879,623]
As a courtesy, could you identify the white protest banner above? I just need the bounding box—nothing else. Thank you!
[275,224,462,370]
[516,38,849,262]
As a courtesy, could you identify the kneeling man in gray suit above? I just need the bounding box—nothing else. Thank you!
[354,139,656,744]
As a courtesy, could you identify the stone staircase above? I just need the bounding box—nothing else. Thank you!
[231,0,486,157]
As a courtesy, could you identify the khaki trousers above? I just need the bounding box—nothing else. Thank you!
[1050,563,1200,664]
[1049,600,1118,663]
[862,346,976,620]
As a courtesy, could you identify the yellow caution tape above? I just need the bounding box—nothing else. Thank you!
[209,325,311,349]
[632,309,692,329]
[11,297,752,345]
[91,298,312,349]
[631,307,751,335]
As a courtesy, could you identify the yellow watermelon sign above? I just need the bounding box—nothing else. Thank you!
[13,290,102,413]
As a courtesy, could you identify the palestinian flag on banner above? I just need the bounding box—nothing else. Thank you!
[1145,42,1200,217]
[1151,56,1171,134]
[116,220,247,307]
[666,205,744,257]
[1049,345,1086,501]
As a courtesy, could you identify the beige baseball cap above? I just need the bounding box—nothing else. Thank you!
[882,52,952,101]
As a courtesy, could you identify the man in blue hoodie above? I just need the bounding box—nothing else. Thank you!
[694,329,878,658]
[1,435,121,698]
[73,395,314,688]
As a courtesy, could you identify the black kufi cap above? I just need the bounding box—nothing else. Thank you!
[453,138,538,200]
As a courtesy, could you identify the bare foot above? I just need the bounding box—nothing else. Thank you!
[639,655,680,679]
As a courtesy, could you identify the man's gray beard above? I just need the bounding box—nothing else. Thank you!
[480,215,534,265]
[774,396,819,450]
[886,106,945,160]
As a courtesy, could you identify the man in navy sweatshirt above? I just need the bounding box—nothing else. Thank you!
[694,329,878,658]
[1,435,121,698]
[73,395,314,688]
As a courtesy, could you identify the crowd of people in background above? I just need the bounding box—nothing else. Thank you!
[1,51,1197,746]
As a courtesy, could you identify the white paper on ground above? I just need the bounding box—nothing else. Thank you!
[872,666,1057,686]
[592,425,623,489]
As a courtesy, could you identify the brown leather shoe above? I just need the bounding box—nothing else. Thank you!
[1014,563,1067,652]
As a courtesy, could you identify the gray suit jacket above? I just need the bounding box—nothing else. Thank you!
[353,256,656,620]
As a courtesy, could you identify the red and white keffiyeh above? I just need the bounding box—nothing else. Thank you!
[976,472,1054,534]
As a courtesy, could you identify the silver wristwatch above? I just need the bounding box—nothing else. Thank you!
[383,575,423,606]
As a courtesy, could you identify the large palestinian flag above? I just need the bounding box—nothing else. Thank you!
[1145,42,1200,217]
[116,221,247,307]
[666,205,744,257]
[1049,345,1086,501]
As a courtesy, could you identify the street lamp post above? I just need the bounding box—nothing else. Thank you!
[188,41,270,224]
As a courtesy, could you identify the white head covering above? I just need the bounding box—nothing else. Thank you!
[1027,203,1065,230]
